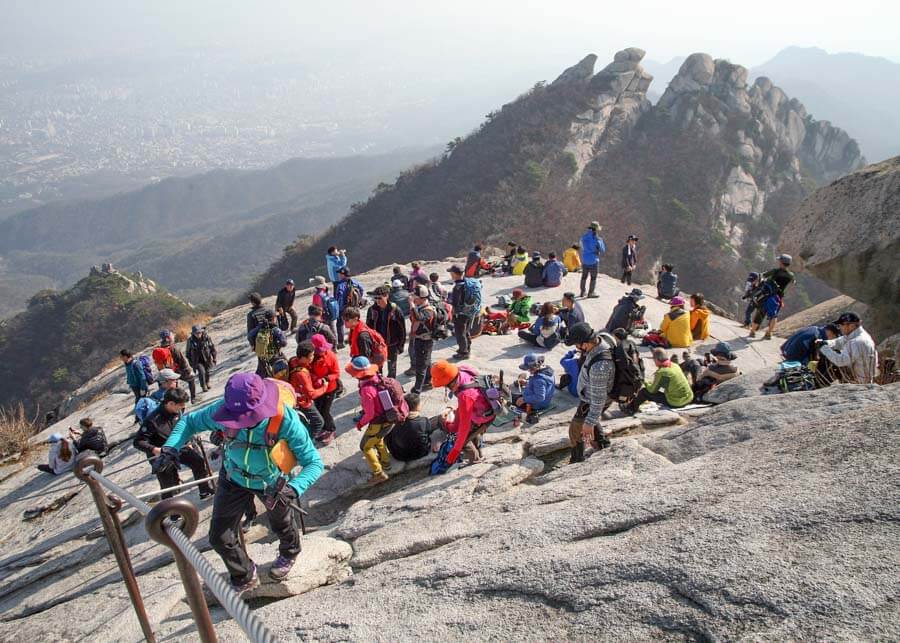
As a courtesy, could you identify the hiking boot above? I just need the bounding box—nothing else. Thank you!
[748,330,756,338]
[569,442,585,464]
[367,471,389,486]
[268,555,297,581]
[586,293,600,299]
[525,413,540,425]
[230,564,259,595]
[315,431,335,446]
[763,332,773,340]
[198,487,214,500]
[451,352,470,361]
[421,383,434,392]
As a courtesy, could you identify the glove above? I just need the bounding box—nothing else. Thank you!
[209,430,224,446]
[152,446,178,474]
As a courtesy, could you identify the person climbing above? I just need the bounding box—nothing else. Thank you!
[151,368,182,402]
[510,246,530,276]
[36,432,76,475]
[579,221,606,298]
[558,292,585,341]
[621,235,638,285]
[692,342,742,399]
[448,265,480,360]
[628,348,693,413]
[384,393,433,462]
[518,302,562,349]
[309,277,341,344]
[408,284,437,394]
[656,264,679,300]
[248,310,288,378]
[605,288,646,334]
[347,356,408,486]
[523,251,545,289]
[563,243,582,273]
[334,268,365,349]
[275,279,298,333]
[288,341,330,445]
[512,353,556,421]
[343,306,388,372]
[749,254,795,340]
[158,373,323,590]
[689,293,710,341]
[542,251,568,288]
[429,360,497,468]
[120,349,150,402]
[564,322,613,463]
[465,244,492,278]
[366,286,407,379]
[741,272,761,327]
[817,312,878,385]
[185,325,217,393]
[781,323,840,365]
[390,266,410,290]
[660,296,692,348]
[325,246,348,284]
[309,334,341,441]
[296,305,338,347]
[134,387,213,500]
[158,329,197,404]
[507,289,534,327]
[246,292,268,336]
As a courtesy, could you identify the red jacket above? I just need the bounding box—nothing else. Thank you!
[310,350,341,394]
[289,364,328,409]
[445,367,495,464]
[349,322,387,366]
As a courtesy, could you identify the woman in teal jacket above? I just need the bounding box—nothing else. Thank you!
[161,373,323,592]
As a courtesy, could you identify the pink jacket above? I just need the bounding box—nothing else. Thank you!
[445,367,494,463]
[356,376,382,429]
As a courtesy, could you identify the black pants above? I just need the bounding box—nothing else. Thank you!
[314,391,337,433]
[131,386,144,403]
[208,471,301,583]
[155,446,212,499]
[336,318,345,347]
[298,404,325,440]
[412,337,433,393]
[178,372,198,402]
[621,268,633,285]
[580,263,598,296]
[453,315,472,356]
[387,345,400,379]
[632,388,669,409]
[193,363,212,390]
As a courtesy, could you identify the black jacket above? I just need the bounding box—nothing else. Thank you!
[385,413,432,461]
[247,305,267,335]
[605,297,639,333]
[186,332,217,367]
[296,319,337,346]
[621,244,637,269]
[366,302,407,348]
[276,287,296,311]
[133,407,182,457]
[524,260,544,288]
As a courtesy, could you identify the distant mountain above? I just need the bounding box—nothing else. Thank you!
[0,266,195,416]
[752,47,900,162]
[642,56,685,102]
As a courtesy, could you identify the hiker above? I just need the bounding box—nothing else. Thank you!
[512,353,556,421]
[275,279,298,333]
[542,251,568,288]
[621,235,638,285]
[563,322,613,463]
[120,349,150,402]
[409,262,426,284]
[151,368,182,401]
[343,306,388,373]
[288,341,331,445]
[749,254,795,340]
[628,348,693,413]
[506,289,533,327]
[465,244,492,278]
[563,243,581,273]
[384,393,433,462]
[502,242,519,274]
[326,246,348,284]
[309,276,340,344]
[334,268,365,349]
[510,246,530,276]
[185,325,217,393]
[309,334,341,439]
[428,272,447,303]
[605,288,646,334]
[817,312,878,385]
[158,330,197,404]
[248,310,288,378]
[429,360,497,467]
[579,221,606,298]
[70,417,108,457]
[366,286,407,379]
[523,252,544,289]
[558,292,585,340]
[781,323,840,365]
[741,272,761,327]
[408,284,437,393]
[692,342,741,399]
[296,305,338,347]
[159,373,324,590]
[246,292,268,335]
[448,265,481,359]
[518,302,562,349]
[388,279,412,316]
[134,388,213,500]
[390,266,410,290]
[679,351,705,387]
[689,293,710,341]
[37,432,76,475]
[656,264,679,300]
[347,356,408,485]
[660,296,692,348]
[558,349,581,397]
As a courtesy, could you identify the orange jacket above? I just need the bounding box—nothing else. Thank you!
[288,363,328,409]
[310,350,341,394]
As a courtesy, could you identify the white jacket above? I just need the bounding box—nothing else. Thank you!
[819,326,878,384]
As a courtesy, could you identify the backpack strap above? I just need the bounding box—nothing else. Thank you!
[264,402,285,448]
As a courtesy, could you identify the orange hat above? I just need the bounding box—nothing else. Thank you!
[430,360,459,388]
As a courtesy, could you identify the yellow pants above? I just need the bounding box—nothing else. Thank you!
[360,423,393,475]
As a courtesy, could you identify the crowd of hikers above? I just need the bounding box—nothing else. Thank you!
[38,221,883,597]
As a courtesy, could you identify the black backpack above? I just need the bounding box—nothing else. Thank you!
[430,304,450,340]
[78,427,108,456]
[605,334,643,399]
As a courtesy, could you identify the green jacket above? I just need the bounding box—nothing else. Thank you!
[508,296,533,324]
[164,400,323,497]
[644,363,693,408]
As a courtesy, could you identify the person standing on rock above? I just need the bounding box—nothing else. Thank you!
[120,349,150,402]
[158,330,197,404]
[296,305,338,347]
[749,254,795,340]
[579,221,606,298]
[408,285,437,394]
[367,286,407,379]
[309,334,341,440]
[246,292,268,336]
[309,276,341,344]
[817,312,878,385]
[158,373,324,590]
[248,311,288,378]
[275,279,298,334]
[628,348,693,414]
[185,325,217,393]
[334,268,365,349]
[563,322,614,464]
[325,246,348,285]
[621,235,638,285]
[448,265,480,360]
[288,341,331,445]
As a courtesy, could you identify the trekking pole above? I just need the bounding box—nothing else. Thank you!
[74,453,156,643]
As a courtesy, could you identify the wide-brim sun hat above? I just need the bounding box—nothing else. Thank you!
[310,334,333,353]
[212,373,280,430]
[711,341,737,361]
[345,356,379,379]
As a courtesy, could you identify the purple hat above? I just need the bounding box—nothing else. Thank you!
[669,296,686,307]
[212,373,280,429]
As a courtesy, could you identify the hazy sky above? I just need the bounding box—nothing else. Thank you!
[1,0,897,70]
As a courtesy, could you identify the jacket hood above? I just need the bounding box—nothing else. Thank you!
[668,308,686,320]
[535,366,555,379]
[692,307,710,320]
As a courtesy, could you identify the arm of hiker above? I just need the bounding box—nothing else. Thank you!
[163,402,221,450]
[357,331,373,359]
[644,369,664,394]
[132,426,157,456]
[284,411,324,497]
[819,342,851,368]
[584,360,613,428]
[446,395,473,464]
[356,386,379,430]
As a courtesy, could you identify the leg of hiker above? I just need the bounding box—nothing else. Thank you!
[387,345,399,379]
[194,363,208,392]
[300,404,325,441]
[453,314,471,356]
[360,422,392,482]
[461,423,489,464]
[209,474,258,586]
[287,307,298,333]
[131,386,143,403]
[37,464,55,474]
[518,329,539,346]
[630,387,667,413]
[314,392,336,435]
[412,338,433,393]
[579,268,589,297]
[178,447,213,496]
[265,492,302,568]
[184,376,197,403]
[586,264,598,296]
[568,403,589,463]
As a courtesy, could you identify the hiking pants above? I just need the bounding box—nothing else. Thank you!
[387,346,400,379]
[131,386,145,403]
[194,363,212,390]
[580,263,598,296]
[632,388,670,410]
[209,471,301,584]
[314,391,337,433]
[518,329,539,346]
[412,338,434,393]
[621,268,633,285]
[285,307,298,332]
[453,314,472,355]
[336,319,345,347]
[298,404,325,440]
[743,301,756,326]
[360,422,394,475]
[568,402,607,463]
[461,422,490,463]
[156,446,212,499]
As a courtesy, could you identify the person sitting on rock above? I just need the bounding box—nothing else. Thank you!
[660,296,692,348]
[70,417,108,457]
[541,251,568,288]
[689,293,710,341]
[390,266,410,290]
[605,288,646,335]
[563,322,614,464]
[817,312,878,385]
[563,243,582,273]
[36,432,76,475]
[679,351,704,387]
[465,244,493,278]
[384,393,433,462]
[523,252,545,289]
[749,254,795,340]
[781,323,840,365]
[275,279,298,333]
[656,264,679,300]
[557,292,585,341]
[501,242,519,274]
[506,288,533,327]
[512,353,556,423]
[628,348,694,413]
[692,342,742,400]
[518,302,562,349]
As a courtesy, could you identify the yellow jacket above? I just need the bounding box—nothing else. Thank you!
[563,248,581,272]
[511,253,529,276]
[690,307,710,340]
[660,307,692,348]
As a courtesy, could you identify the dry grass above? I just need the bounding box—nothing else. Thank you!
[172,314,213,343]
[0,403,39,459]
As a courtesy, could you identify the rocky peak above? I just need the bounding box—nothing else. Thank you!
[87,263,160,297]
[551,53,598,86]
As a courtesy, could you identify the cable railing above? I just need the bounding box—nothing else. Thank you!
[73,452,277,643]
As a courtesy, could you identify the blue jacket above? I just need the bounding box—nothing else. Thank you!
[542,259,567,286]
[326,253,348,282]
[781,325,825,365]
[125,360,147,391]
[164,400,324,497]
[530,315,562,338]
[560,350,580,396]
[559,303,585,330]
[334,277,365,312]
[523,366,556,409]
[579,230,606,266]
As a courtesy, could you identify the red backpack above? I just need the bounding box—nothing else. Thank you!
[151,347,175,370]
[352,324,389,367]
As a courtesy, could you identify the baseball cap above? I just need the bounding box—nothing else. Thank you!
[833,312,860,325]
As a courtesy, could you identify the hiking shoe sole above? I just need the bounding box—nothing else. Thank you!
[367,472,389,486]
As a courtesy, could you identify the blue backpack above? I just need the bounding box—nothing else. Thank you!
[134,397,159,425]
[137,355,154,385]
[320,291,340,323]
[430,433,457,475]
[460,278,482,315]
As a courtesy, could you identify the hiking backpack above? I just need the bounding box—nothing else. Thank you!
[430,303,450,340]
[137,355,154,384]
[362,327,389,367]
[457,369,508,417]
[601,333,643,400]
[134,397,159,425]
[342,279,364,309]
[296,319,327,344]
[254,327,279,360]
[319,291,340,323]
[457,278,482,316]
[776,361,815,393]
[276,311,290,332]
[151,347,175,370]
[78,427,108,456]
[364,376,409,424]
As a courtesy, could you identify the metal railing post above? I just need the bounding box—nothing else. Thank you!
[74,453,156,643]
[145,497,217,643]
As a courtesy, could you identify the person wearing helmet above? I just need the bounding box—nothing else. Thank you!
[563,322,614,463]
[430,360,497,467]
[749,254,795,340]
